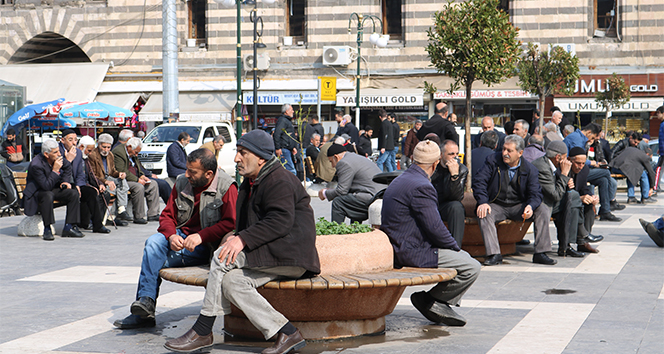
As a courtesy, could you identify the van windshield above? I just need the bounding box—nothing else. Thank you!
[144,126,201,143]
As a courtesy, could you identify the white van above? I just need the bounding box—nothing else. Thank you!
[138,121,237,178]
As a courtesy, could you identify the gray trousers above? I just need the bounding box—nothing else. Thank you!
[552,190,584,249]
[331,194,371,224]
[577,203,596,239]
[106,176,129,209]
[439,201,465,246]
[127,181,160,219]
[478,203,552,255]
[200,249,305,340]
[428,249,481,306]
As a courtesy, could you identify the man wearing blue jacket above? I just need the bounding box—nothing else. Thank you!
[472,135,556,266]
[166,132,189,179]
[381,140,480,327]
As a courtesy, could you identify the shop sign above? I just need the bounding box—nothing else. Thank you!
[336,90,424,107]
[243,91,318,105]
[319,77,337,102]
[554,97,664,112]
[568,74,664,96]
[433,90,537,100]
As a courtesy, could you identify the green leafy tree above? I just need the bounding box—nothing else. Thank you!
[595,73,630,139]
[426,0,521,189]
[517,43,580,134]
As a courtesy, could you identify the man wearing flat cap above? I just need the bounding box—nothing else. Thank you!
[528,140,593,257]
[381,140,480,327]
[165,130,320,354]
[318,143,382,224]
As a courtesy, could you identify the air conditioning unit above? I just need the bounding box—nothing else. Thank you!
[243,53,270,71]
[322,46,354,66]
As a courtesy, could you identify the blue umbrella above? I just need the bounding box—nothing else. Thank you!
[58,101,133,123]
[27,117,77,131]
[1,98,65,137]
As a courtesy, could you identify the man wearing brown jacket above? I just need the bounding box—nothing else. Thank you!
[87,133,129,226]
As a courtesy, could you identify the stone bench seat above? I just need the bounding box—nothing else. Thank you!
[158,230,457,340]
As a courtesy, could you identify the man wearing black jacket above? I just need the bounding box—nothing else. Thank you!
[376,109,395,172]
[431,140,468,246]
[417,102,458,145]
[273,104,299,175]
[358,126,373,157]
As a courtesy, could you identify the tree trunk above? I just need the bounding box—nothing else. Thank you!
[538,95,545,135]
[604,109,611,138]
[465,80,474,191]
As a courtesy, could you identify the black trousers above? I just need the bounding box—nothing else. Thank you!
[79,185,104,231]
[552,190,583,249]
[438,200,465,247]
[37,188,80,227]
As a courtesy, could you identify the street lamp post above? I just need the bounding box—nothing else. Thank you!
[348,13,387,128]
[215,0,274,182]
[250,6,266,130]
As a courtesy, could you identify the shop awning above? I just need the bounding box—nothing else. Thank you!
[140,92,235,121]
[95,93,142,110]
[0,63,109,103]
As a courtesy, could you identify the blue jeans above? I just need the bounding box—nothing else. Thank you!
[376,149,395,172]
[136,229,210,300]
[587,168,616,214]
[627,170,650,199]
[388,148,397,170]
[653,217,664,231]
[280,148,297,175]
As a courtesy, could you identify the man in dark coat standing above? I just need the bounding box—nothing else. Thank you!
[472,135,556,266]
[472,117,505,150]
[431,140,468,246]
[166,131,190,179]
[165,130,320,354]
[417,102,459,145]
[376,109,395,172]
[23,139,83,241]
[382,140,480,327]
[273,104,299,175]
[333,110,360,144]
[358,126,373,157]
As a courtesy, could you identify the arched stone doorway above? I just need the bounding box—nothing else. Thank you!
[8,32,90,64]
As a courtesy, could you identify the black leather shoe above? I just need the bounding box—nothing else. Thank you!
[611,200,626,210]
[164,329,213,353]
[147,215,160,222]
[533,252,557,265]
[516,239,531,245]
[62,225,85,238]
[483,254,503,266]
[640,218,664,247]
[557,247,585,258]
[108,219,129,227]
[131,296,155,318]
[93,226,111,234]
[113,314,156,329]
[599,212,622,222]
[641,197,657,204]
[262,330,306,354]
[133,218,148,225]
[118,211,133,221]
[410,291,466,326]
[626,197,640,204]
[43,228,54,241]
[584,234,604,243]
[79,222,93,230]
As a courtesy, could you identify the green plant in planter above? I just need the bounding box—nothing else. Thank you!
[315,217,372,235]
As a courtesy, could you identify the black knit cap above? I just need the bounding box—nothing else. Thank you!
[62,129,76,137]
[327,143,347,157]
[569,147,586,157]
[237,129,274,160]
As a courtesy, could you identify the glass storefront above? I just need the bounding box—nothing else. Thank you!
[0,79,25,134]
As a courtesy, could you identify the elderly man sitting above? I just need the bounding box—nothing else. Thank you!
[381,140,480,326]
[87,133,130,226]
[473,135,556,266]
[318,143,382,224]
[112,137,160,224]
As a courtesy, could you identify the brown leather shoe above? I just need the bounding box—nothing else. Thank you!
[578,243,599,253]
[262,330,306,354]
[164,329,213,353]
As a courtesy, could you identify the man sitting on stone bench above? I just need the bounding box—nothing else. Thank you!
[165,130,320,354]
[113,148,237,329]
[381,140,480,327]
[473,134,556,266]
[23,139,83,241]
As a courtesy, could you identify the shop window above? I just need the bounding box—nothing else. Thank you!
[187,0,207,47]
[381,0,402,41]
[286,0,306,44]
[594,0,618,38]
[1,0,14,5]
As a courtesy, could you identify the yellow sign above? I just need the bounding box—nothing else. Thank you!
[319,76,337,102]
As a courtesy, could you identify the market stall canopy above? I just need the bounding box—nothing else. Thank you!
[58,101,133,124]
[140,92,235,121]
[1,98,65,136]
[0,63,109,104]
[95,93,142,111]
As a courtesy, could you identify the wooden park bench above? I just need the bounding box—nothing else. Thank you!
[159,229,457,341]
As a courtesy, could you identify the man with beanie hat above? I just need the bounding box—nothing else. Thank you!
[381,140,480,327]
[318,144,382,224]
[166,130,320,354]
[529,140,592,257]
[473,135,557,266]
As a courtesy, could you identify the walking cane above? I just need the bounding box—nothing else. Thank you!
[86,159,117,230]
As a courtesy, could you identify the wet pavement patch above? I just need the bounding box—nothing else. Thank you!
[543,288,577,295]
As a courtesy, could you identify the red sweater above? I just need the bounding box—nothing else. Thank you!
[158,181,237,243]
